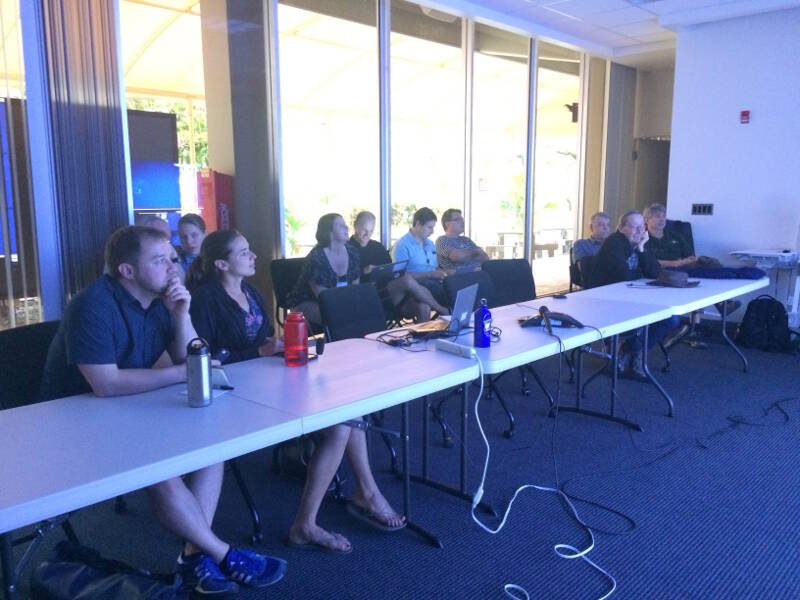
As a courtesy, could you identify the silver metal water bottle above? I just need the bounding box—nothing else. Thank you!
[186,338,212,407]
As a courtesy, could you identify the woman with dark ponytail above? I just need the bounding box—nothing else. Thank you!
[188,230,283,363]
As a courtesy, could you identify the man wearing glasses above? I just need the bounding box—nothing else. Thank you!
[435,208,489,273]
[588,211,678,379]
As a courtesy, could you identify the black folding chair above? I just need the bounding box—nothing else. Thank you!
[0,321,79,600]
[317,284,400,474]
[480,260,556,438]
[319,284,388,342]
[270,257,307,329]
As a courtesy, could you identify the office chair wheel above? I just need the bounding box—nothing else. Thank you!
[503,428,514,439]
[442,433,454,448]
[251,533,263,545]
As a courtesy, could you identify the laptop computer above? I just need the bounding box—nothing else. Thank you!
[370,260,408,286]
[407,283,478,338]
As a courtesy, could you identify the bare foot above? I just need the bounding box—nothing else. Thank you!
[288,523,351,553]
[349,490,406,529]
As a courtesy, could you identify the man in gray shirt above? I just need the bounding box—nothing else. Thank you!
[572,211,611,262]
[435,208,489,272]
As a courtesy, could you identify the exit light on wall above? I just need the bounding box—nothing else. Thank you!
[740,110,750,124]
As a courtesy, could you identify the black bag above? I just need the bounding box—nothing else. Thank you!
[735,295,792,352]
[31,541,184,600]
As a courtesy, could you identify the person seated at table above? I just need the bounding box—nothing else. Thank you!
[141,215,184,284]
[348,210,449,321]
[287,213,361,327]
[573,211,611,262]
[589,211,681,378]
[176,213,207,271]
[643,203,697,269]
[435,208,489,272]
[186,230,283,362]
[644,202,739,330]
[40,225,285,595]
[392,207,451,308]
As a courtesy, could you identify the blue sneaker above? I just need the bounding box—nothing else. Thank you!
[220,547,287,588]
[177,552,239,596]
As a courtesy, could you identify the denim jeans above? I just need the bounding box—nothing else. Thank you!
[622,315,681,352]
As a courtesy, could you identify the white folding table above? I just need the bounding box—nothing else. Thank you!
[0,389,301,535]
[223,337,481,547]
[574,277,770,371]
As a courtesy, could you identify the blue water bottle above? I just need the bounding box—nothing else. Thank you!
[474,299,492,348]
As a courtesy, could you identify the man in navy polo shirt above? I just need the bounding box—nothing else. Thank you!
[41,225,286,596]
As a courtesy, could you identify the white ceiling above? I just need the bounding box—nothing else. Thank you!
[425,0,800,70]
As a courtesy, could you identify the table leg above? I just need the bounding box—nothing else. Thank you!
[410,388,496,517]
[555,336,642,431]
[719,299,748,372]
[641,327,674,416]
[400,401,443,548]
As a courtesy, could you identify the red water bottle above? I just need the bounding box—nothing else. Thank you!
[284,311,308,367]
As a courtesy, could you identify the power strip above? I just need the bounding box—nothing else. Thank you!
[435,338,476,358]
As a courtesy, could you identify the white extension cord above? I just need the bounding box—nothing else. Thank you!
[466,352,618,600]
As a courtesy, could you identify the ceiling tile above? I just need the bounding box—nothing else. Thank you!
[590,6,654,26]
[633,31,677,43]
[638,0,729,17]
[543,0,632,18]
[612,19,665,37]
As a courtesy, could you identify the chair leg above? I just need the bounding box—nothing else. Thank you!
[524,365,555,408]
[565,349,577,383]
[227,459,263,544]
[429,398,454,448]
[370,412,399,473]
[2,533,14,600]
[113,495,127,514]
[61,520,79,544]
[488,376,515,438]
[516,368,530,395]
[659,342,671,373]
[271,444,282,474]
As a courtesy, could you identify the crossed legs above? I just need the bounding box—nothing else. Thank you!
[288,424,404,551]
[386,275,449,320]
[147,463,229,562]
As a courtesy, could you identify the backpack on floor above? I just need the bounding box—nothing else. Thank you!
[735,295,792,352]
[31,541,184,600]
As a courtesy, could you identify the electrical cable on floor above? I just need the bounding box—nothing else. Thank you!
[469,334,618,600]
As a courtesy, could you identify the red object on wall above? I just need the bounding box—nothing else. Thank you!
[740,110,750,124]
[197,169,235,231]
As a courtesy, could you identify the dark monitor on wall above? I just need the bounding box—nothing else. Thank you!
[127,110,181,210]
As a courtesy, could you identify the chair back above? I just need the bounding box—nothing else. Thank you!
[0,320,61,409]
[665,219,695,255]
[270,257,306,326]
[569,246,582,290]
[318,284,387,341]
[443,270,497,310]
[481,259,535,306]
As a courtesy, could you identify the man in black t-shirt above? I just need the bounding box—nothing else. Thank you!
[644,203,696,268]
[347,211,449,320]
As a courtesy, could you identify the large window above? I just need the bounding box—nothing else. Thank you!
[532,42,581,295]
[120,0,207,239]
[389,1,463,245]
[278,1,379,256]
[0,0,40,329]
[470,24,529,259]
